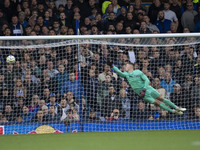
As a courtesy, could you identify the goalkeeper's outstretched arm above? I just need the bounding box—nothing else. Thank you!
[107,59,126,78]
[112,66,126,78]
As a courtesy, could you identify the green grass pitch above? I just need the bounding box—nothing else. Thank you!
[0,130,200,150]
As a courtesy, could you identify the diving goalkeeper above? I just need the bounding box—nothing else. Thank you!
[107,60,186,115]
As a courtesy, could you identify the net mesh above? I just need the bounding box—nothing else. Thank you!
[0,35,200,134]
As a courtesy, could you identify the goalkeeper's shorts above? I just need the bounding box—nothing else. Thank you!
[143,86,161,104]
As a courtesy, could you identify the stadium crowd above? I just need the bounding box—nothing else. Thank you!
[0,0,200,123]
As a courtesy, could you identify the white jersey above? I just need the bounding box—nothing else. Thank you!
[163,10,178,22]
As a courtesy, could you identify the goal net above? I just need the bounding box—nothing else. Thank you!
[0,34,200,134]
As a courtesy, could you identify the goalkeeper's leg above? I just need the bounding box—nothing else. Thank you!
[156,95,186,112]
[153,99,183,115]
[143,95,178,114]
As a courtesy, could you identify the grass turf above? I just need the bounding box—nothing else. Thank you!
[0,130,200,150]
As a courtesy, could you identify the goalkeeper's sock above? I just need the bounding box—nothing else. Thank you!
[163,98,178,109]
[159,103,174,113]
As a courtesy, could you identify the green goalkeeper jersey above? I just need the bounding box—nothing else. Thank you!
[113,66,150,95]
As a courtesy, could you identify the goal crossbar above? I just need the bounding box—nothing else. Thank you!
[0,33,200,40]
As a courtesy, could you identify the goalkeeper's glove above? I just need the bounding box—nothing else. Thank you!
[107,59,113,68]
[140,88,146,98]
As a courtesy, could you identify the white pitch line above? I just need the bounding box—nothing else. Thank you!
[192,141,200,146]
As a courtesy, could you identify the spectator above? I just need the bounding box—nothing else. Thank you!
[46,93,59,109]
[101,85,121,119]
[21,68,37,85]
[69,102,80,121]
[87,109,100,121]
[3,104,16,122]
[160,72,177,98]
[181,45,196,73]
[193,55,200,75]
[30,59,42,78]
[104,11,117,31]
[32,110,44,122]
[45,105,60,122]
[170,0,181,21]
[59,97,68,121]
[61,72,84,102]
[139,21,152,34]
[13,78,27,98]
[52,20,60,35]
[112,50,123,69]
[10,15,24,36]
[38,99,46,111]
[36,16,44,28]
[152,78,166,98]
[102,0,112,14]
[98,64,117,82]
[55,0,67,9]
[117,89,130,119]
[116,6,127,23]
[148,0,164,24]
[65,92,80,111]
[47,60,59,78]
[181,2,197,32]
[194,19,200,32]
[1,0,17,22]
[149,50,164,77]
[1,87,14,107]
[65,0,73,23]
[133,101,150,120]
[191,75,200,105]
[18,11,28,28]
[124,12,137,31]
[60,25,68,35]
[173,59,184,84]
[24,7,31,20]
[110,0,121,16]
[136,50,146,68]
[141,59,151,76]
[41,105,49,118]
[143,15,159,33]
[193,106,200,119]
[80,45,93,66]
[49,50,59,64]
[163,2,178,28]
[155,10,172,33]
[0,73,7,91]
[84,69,99,110]
[28,94,40,113]
[59,12,68,27]
[53,64,68,94]
[21,105,34,122]
[194,6,200,25]
[125,26,132,34]
[44,10,53,27]
[38,55,47,70]
[134,0,146,12]
[64,108,76,121]
[41,88,51,102]
[170,84,185,107]
[0,9,8,33]
[0,115,8,123]
[14,97,25,115]
[4,64,16,90]
[170,22,179,33]
[107,109,122,121]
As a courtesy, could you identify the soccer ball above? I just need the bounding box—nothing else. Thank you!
[6,55,16,64]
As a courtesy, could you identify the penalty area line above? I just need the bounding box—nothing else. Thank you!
[191,141,200,146]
